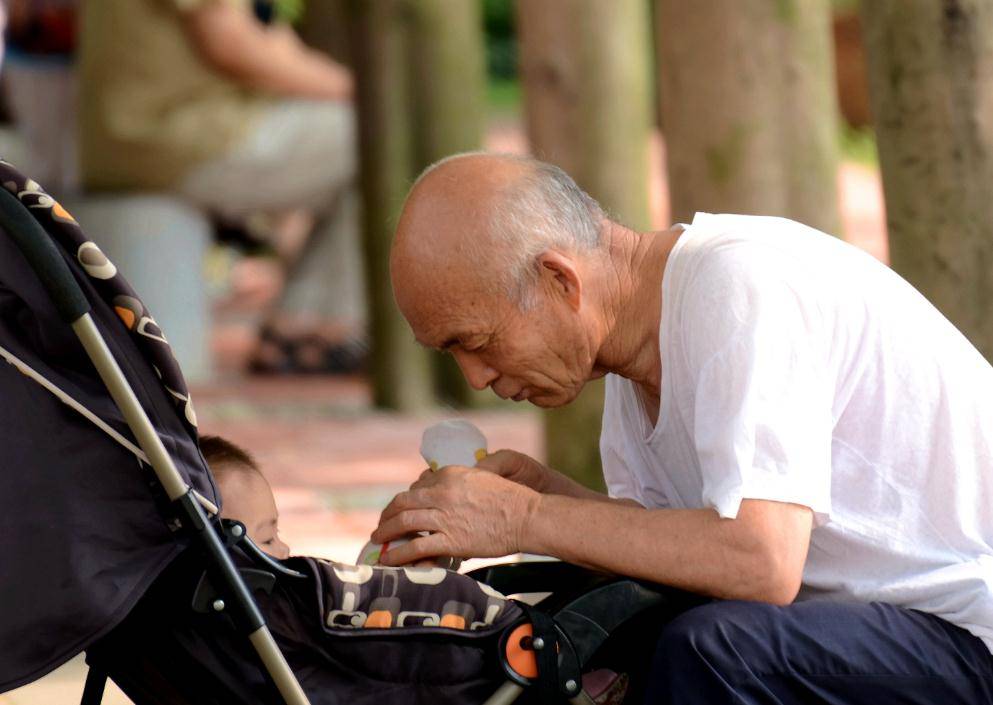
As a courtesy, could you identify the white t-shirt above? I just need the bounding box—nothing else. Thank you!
[600,212,993,652]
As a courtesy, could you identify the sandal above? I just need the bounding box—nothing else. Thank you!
[247,326,368,376]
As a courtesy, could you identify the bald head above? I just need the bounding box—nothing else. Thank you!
[389,154,620,405]
[391,153,604,317]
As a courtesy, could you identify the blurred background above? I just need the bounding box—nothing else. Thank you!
[6,0,988,701]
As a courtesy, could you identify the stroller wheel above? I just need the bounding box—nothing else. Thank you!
[502,622,539,681]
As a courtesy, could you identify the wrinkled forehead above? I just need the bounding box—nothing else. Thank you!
[398,280,504,350]
[392,238,507,346]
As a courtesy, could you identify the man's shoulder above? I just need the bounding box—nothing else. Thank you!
[673,213,875,301]
[670,221,795,303]
[681,213,841,264]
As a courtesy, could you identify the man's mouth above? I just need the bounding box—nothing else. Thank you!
[512,388,529,402]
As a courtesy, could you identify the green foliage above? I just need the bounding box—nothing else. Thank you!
[774,0,799,24]
[839,124,878,165]
[831,0,860,13]
[483,0,515,35]
[483,0,518,79]
[487,77,522,114]
[273,0,306,24]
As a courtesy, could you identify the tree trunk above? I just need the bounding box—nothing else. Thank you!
[406,0,489,406]
[779,0,842,235]
[517,0,654,491]
[656,0,840,235]
[862,0,993,360]
[349,0,434,410]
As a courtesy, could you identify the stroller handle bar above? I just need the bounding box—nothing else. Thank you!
[0,187,90,323]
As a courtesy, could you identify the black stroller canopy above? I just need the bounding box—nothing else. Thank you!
[0,161,218,690]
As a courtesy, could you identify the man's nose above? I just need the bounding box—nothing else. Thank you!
[452,349,499,391]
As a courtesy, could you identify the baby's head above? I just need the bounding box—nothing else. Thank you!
[200,435,290,560]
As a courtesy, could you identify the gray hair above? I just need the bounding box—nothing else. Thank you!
[414,152,605,309]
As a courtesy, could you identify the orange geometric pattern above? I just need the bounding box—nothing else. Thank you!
[114,306,136,330]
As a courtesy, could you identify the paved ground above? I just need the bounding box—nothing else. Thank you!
[4,127,885,704]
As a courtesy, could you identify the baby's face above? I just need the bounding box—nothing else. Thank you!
[218,466,290,560]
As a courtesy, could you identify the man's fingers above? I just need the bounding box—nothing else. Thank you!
[411,468,444,490]
[378,488,432,524]
[372,509,440,544]
[377,492,408,525]
[380,532,450,567]
[475,449,513,475]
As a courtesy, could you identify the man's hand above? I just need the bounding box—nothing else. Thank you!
[371,466,540,566]
[475,449,555,492]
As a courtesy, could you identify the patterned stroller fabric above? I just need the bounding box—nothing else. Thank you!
[309,560,516,633]
[0,161,199,429]
[272,558,524,702]
[90,548,526,705]
[0,161,214,690]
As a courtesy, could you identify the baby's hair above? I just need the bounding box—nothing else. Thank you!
[200,434,261,481]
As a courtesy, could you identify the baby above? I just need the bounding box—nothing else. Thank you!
[200,434,290,560]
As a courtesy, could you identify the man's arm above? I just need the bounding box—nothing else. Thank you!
[476,449,643,507]
[182,2,352,100]
[525,494,812,605]
[373,467,813,605]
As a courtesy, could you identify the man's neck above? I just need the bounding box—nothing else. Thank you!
[593,223,683,397]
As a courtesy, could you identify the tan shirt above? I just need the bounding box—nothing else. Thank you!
[79,0,269,191]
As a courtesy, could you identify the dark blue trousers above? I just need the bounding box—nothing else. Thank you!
[643,600,993,704]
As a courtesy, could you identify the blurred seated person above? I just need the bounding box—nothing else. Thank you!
[79,0,367,374]
[4,0,78,193]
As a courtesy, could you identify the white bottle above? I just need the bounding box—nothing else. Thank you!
[356,420,488,567]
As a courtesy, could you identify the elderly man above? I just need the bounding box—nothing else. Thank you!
[374,153,993,703]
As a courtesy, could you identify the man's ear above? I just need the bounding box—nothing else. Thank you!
[537,250,582,310]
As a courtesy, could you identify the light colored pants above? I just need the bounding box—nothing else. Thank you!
[179,100,365,328]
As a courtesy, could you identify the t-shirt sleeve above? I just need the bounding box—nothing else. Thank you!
[682,246,834,525]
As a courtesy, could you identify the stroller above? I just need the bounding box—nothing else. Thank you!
[0,163,701,705]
